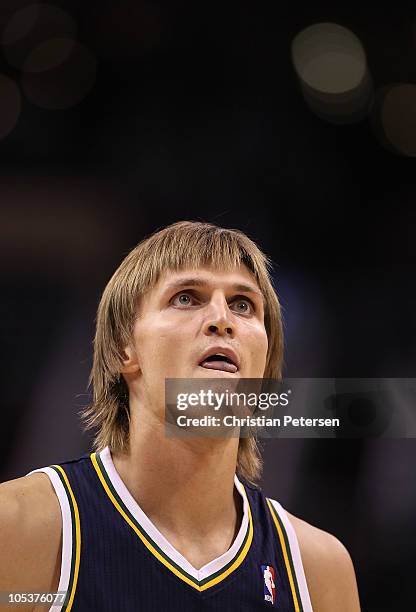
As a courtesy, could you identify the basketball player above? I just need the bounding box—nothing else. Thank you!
[0,221,361,611]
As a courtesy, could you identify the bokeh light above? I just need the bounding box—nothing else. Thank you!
[291,22,373,124]
[0,74,21,138]
[1,4,77,70]
[23,37,76,72]
[21,40,97,109]
[372,84,416,157]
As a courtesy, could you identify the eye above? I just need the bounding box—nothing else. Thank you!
[231,298,254,315]
[171,292,195,307]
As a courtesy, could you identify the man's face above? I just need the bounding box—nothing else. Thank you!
[122,265,268,409]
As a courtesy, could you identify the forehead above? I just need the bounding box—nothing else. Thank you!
[154,265,263,294]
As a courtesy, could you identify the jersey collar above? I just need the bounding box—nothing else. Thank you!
[90,446,253,591]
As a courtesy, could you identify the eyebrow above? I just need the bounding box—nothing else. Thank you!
[163,278,264,298]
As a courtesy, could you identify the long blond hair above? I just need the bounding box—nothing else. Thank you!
[81,221,283,484]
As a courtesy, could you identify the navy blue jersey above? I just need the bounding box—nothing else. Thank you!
[30,447,312,611]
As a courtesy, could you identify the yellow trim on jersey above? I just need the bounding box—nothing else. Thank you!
[52,464,81,612]
[202,485,253,590]
[91,452,253,591]
[266,498,301,612]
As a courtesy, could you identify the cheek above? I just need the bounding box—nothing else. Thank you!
[245,325,268,362]
[135,331,166,366]
[257,334,269,365]
[134,319,188,371]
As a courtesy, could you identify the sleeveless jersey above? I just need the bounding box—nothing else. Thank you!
[28,447,313,612]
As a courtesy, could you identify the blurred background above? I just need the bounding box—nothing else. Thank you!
[0,1,415,610]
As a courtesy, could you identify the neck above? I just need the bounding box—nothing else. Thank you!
[111,399,243,562]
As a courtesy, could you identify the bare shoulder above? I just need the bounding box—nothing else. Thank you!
[0,473,62,611]
[286,510,361,612]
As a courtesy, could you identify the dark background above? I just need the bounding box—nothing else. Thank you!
[0,2,415,610]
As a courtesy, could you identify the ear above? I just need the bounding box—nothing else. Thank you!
[120,345,140,374]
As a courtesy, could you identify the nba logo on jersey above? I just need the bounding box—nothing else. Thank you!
[261,564,276,605]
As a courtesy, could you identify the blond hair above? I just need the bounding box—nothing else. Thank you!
[81,221,283,484]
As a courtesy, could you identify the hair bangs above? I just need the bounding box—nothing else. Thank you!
[130,223,262,300]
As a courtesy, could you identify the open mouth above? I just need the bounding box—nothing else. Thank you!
[199,353,238,374]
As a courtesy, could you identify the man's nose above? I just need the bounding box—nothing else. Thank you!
[203,294,234,337]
